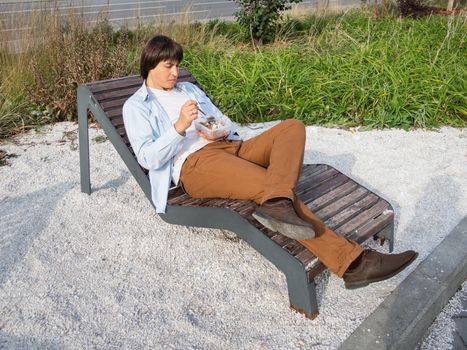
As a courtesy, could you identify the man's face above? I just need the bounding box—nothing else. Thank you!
[146,59,180,90]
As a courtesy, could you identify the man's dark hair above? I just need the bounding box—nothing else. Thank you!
[140,35,183,79]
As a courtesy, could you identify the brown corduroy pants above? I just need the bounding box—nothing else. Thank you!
[180,119,363,277]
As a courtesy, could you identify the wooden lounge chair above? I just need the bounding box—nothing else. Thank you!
[77,69,395,319]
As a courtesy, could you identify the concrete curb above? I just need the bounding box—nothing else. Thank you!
[339,215,467,350]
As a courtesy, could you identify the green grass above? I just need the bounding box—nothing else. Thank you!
[185,13,466,129]
[0,10,465,139]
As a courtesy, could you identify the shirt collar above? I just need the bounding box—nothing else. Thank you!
[139,82,154,104]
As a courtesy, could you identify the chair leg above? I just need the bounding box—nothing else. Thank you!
[78,87,91,195]
[373,223,395,252]
[285,267,319,319]
[387,223,395,252]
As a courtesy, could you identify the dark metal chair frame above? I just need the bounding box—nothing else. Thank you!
[78,69,395,319]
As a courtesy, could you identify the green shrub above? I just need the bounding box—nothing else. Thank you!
[230,0,303,44]
[184,13,466,129]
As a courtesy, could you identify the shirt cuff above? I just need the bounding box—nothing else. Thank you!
[172,124,186,137]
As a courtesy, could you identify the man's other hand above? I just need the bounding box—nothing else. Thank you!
[197,130,229,142]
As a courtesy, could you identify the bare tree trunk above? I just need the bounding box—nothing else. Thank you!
[381,0,386,17]
[374,0,379,18]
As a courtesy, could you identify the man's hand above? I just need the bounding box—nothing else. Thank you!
[197,130,229,142]
[174,100,198,135]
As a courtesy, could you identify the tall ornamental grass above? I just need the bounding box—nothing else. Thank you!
[0,7,220,138]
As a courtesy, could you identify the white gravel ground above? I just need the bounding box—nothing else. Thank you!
[0,121,466,349]
[419,280,467,350]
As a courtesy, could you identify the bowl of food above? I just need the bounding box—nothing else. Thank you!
[194,116,230,140]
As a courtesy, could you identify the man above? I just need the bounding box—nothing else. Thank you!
[123,35,418,289]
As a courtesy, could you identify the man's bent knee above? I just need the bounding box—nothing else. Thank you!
[282,118,305,130]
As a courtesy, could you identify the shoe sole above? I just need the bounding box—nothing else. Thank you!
[344,251,419,289]
[252,211,316,241]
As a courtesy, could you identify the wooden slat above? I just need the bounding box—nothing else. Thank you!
[325,193,379,230]
[181,197,213,206]
[111,116,124,128]
[167,186,190,201]
[101,96,129,111]
[298,164,328,180]
[116,125,126,137]
[315,187,369,221]
[271,233,292,246]
[335,200,390,236]
[347,210,394,242]
[168,186,185,198]
[296,165,317,181]
[219,199,243,210]
[187,197,223,207]
[167,193,191,205]
[106,109,122,119]
[306,262,328,280]
[258,226,276,238]
[299,164,318,175]
[295,249,317,267]
[298,164,327,183]
[221,198,245,210]
[300,174,350,206]
[232,200,256,213]
[88,75,142,93]
[307,181,358,212]
[283,240,305,255]
[94,86,141,103]
[238,205,256,216]
[291,246,309,259]
[295,167,338,194]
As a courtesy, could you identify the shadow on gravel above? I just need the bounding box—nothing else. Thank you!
[0,182,73,287]
[91,170,131,193]
[401,175,462,246]
[0,332,61,350]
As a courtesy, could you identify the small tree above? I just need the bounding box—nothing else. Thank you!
[396,0,426,16]
[230,0,302,45]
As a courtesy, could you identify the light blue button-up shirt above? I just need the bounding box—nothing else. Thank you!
[122,81,240,213]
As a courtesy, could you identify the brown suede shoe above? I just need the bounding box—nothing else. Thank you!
[252,199,316,240]
[343,249,418,289]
